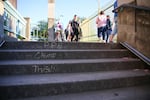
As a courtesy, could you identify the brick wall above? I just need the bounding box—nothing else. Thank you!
[9,0,17,9]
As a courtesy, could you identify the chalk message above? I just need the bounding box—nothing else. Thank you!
[33,65,56,73]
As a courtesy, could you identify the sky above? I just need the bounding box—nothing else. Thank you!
[17,0,113,28]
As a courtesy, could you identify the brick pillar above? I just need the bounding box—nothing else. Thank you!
[9,0,17,9]
[48,0,55,42]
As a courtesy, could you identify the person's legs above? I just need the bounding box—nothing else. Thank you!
[58,31,62,42]
[71,28,76,42]
[67,31,71,42]
[71,34,74,41]
[68,34,72,42]
[105,30,109,43]
[110,17,118,43]
[55,31,59,41]
[106,30,111,43]
[75,29,79,42]
[65,31,68,40]
[109,24,117,42]
[97,27,102,41]
[101,26,106,43]
[98,28,101,38]
[75,34,78,41]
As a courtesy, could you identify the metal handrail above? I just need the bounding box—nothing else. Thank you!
[121,42,150,66]
[81,0,114,26]
[0,40,5,48]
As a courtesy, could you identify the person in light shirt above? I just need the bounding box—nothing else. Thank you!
[55,22,63,41]
[96,11,107,43]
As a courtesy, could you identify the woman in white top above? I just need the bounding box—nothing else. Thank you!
[55,22,63,41]
[96,11,107,42]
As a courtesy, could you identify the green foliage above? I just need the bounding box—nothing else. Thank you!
[31,20,48,41]
[78,17,86,23]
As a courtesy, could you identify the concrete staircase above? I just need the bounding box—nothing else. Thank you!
[0,42,150,100]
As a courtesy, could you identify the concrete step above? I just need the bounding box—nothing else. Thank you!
[12,85,150,100]
[0,49,136,60]
[0,42,124,50]
[1,41,149,100]
[0,58,146,75]
[0,70,150,99]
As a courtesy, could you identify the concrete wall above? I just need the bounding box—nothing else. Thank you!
[137,0,150,7]
[118,0,134,6]
[117,0,150,58]
[118,0,150,7]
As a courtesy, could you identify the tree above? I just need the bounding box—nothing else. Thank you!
[78,17,86,23]
[37,20,48,41]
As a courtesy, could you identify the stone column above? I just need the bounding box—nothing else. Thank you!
[24,17,31,41]
[48,0,55,42]
[0,0,4,42]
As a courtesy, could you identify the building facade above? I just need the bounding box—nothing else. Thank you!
[0,0,5,42]
[4,0,26,40]
[0,0,30,41]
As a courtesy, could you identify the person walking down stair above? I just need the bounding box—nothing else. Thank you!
[105,15,112,43]
[71,15,80,42]
[55,22,63,42]
[66,21,73,42]
[96,11,107,43]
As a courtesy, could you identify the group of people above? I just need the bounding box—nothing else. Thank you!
[55,15,82,42]
[96,11,117,43]
[55,0,117,43]
[96,0,118,43]
[65,15,82,42]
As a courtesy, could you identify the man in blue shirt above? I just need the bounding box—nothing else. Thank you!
[109,0,118,43]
